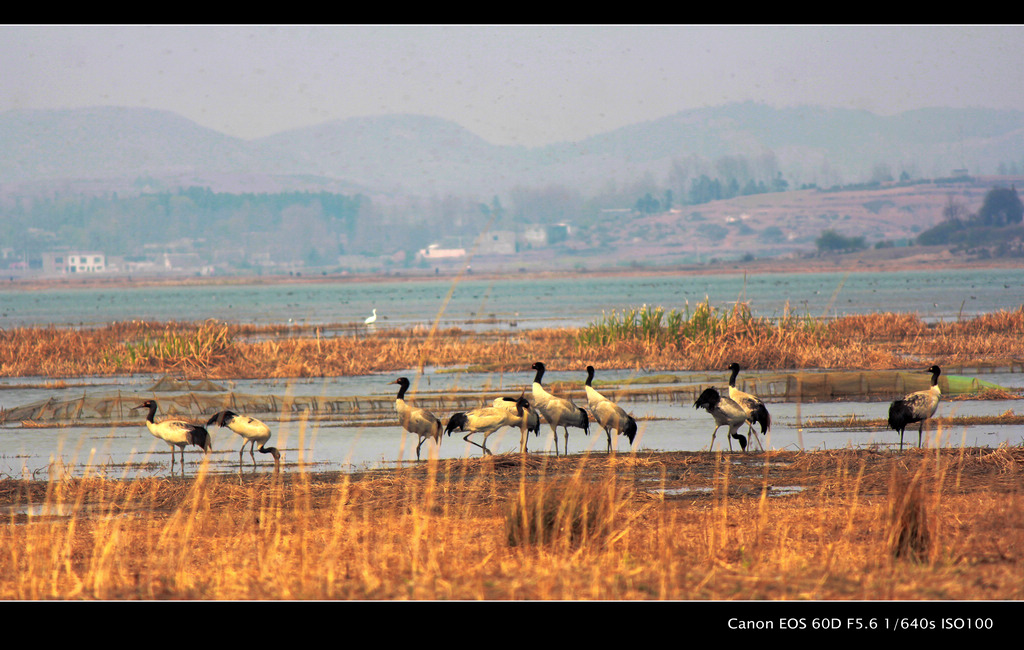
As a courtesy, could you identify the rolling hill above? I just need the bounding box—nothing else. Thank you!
[2,102,1023,198]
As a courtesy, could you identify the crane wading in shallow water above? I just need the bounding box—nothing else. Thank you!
[888,365,943,450]
[133,399,212,474]
[530,361,590,456]
[390,377,443,461]
[445,394,532,456]
[693,387,748,453]
[206,409,281,471]
[726,362,770,451]
[584,365,637,452]
[492,395,541,451]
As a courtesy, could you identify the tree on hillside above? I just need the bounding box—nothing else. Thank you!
[918,186,1024,246]
[977,185,1023,227]
[634,193,660,214]
[816,229,866,253]
[942,194,971,222]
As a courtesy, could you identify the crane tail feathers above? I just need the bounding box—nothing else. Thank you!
[445,413,467,436]
[694,387,719,412]
[624,415,638,444]
[888,399,912,432]
[754,405,771,433]
[189,426,212,452]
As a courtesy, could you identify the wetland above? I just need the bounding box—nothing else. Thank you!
[1,266,1022,602]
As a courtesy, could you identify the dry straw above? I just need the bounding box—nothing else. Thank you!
[1,447,1023,599]
[2,304,1024,377]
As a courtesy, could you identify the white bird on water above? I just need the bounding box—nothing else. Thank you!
[364,308,378,325]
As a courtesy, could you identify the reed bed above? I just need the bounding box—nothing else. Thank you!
[1,447,1021,600]
[2,305,1024,379]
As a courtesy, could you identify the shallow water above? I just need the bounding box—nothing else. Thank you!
[2,368,1021,479]
[1,267,1022,331]
[2,267,1023,478]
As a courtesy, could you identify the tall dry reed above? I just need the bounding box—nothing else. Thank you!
[2,305,1024,378]
[2,448,1022,600]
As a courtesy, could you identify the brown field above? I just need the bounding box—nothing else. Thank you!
[1,305,1023,602]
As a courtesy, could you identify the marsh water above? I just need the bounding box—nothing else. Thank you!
[1,266,1022,479]
[2,266,1022,330]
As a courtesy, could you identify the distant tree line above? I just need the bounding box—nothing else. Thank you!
[917,185,1024,246]
[815,229,867,253]
[684,172,789,205]
[0,187,368,265]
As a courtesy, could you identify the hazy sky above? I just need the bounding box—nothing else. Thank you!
[3,25,1023,146]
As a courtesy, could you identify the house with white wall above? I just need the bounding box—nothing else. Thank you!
[41,251,106,275]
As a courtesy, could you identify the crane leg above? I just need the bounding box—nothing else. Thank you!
[747,423,765,451]
[463,432,492,456]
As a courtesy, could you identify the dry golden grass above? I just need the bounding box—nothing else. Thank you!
[2,306,1023,378]
[1,448,1021,600]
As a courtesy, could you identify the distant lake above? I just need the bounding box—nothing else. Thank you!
[1,267,1021,331]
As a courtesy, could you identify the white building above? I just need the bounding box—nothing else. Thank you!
[418,244,467,260]
[42,251,106,275]
[477,231,517,255]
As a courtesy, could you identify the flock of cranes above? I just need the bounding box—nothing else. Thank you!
[132,361,945,475]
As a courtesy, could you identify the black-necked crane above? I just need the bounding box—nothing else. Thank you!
[133,399,212,474]
[445,395,532,456]
[390,377,443,461]
[206,409,281,471]
[888,365,942,450]
[531,361,590,455]
[726,362,770,451]
[364,308,378,325]
[584,365,637,452]
[693,387,748,452]
[492,395,541,451]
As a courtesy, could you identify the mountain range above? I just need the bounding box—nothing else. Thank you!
[3,102,1023,199]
